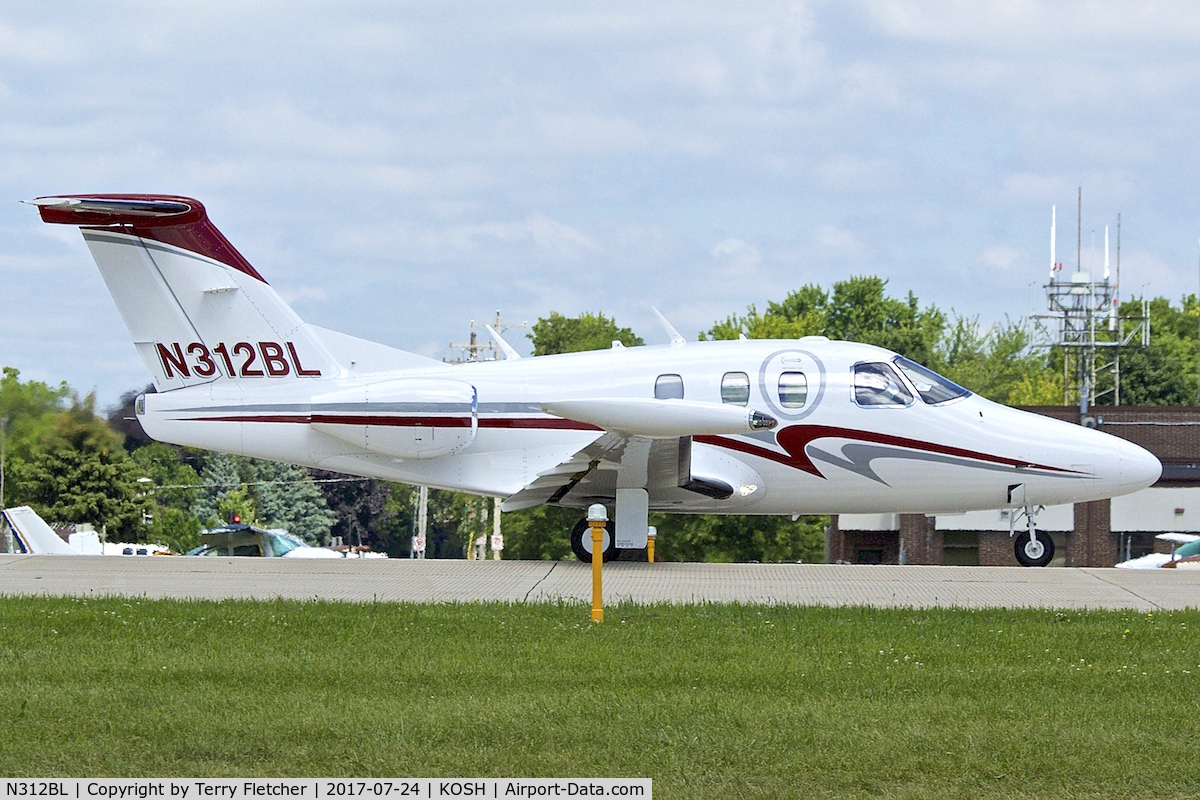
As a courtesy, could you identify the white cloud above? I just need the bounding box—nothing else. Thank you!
[979,244,1026,273]
[816,155,892,193]
[813,224,864,258]
[4,3,1200,405]
[1002,173,1071,204]
[711,238,763,270]
[862,1,1200,49]
[278,285,328,305]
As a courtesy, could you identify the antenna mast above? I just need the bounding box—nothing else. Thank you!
[1033,194,1148,412]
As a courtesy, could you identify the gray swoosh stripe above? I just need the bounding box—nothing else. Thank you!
[808,443,1091,486]
[172,401,543,415]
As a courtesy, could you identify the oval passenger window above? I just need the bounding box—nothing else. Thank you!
[655,374,684,399]
[778,371,807,408]
[721,371,750,406]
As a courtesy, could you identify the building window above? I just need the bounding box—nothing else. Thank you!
[778,371,807,408]
[721,371,750,405]
[854,548,884,564]
[941,531,980,566]
[655,374,684,399]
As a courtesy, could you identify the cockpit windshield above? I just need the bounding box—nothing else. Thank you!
[893,357,971,405]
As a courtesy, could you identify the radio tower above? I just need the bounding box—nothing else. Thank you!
[446,310,528,363]
[1032,189,1148,414]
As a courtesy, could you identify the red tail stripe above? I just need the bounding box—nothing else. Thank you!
[37,194,267,283]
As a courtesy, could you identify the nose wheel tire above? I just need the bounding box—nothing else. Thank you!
[570,517,619,563]
[1014,531,1054,567]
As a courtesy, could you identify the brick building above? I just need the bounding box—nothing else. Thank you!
[828,406,1200,567]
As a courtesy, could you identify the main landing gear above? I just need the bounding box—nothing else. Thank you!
[571,517,619,563]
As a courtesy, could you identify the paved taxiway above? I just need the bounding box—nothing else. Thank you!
[1,554,1197,610]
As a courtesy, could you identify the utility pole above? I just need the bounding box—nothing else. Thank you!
[1,416,8,554]
[491,497,503,560]
[0,415,7,511]
[447,312,527,557]
[412,485,428,559]
[447,310,528,363]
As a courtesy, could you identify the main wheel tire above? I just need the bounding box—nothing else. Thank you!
[570,517,619,563]
[1014,530,1055,567]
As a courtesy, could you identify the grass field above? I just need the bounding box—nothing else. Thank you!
[0,596,1197,798]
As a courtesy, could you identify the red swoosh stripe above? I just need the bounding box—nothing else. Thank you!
[698,425,1078,479]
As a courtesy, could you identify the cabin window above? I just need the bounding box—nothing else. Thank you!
[893,357,970,405]
[655,374,684,399]
[853,362,913,407]
[778,372,807,408]
[721,372,750,405]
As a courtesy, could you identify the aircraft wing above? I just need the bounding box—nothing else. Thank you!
[500,432,666,511]
[1156,532,1200,545]
[502,398,776,511]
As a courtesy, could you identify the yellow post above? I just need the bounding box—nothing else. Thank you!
[647,525,656,563]
[587,503,607,623]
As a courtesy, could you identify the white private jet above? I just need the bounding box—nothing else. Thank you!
[31,195,1162,566]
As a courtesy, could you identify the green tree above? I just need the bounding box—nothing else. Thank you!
[216,487,256,526]
[0,366,71,465]
[130,443,205,552]
[1117,295,1199,406]
[652,513,826,563]
[312,470,397,553]
[191,452,245,525]
[707,276,945,366]
[500,505,577,560]
[937,317,1060,405]
[529,311,643,355]
[254,460,337,545]
[11,398,149,540]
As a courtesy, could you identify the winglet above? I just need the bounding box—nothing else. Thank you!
[30,193,267,283]
[484,325,521,360]
[651,307,686,346]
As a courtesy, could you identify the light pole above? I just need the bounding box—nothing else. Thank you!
[1,416,8,554]
[1,415,7,510]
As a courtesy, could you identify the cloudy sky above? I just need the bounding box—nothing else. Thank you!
[3,2,1199,407]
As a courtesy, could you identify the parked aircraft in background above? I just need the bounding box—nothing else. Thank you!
[187,521,385,558]
[2,506,381,559]
[2,506,168,556]
[31,195,1162,566]
[1115,533,1200,569]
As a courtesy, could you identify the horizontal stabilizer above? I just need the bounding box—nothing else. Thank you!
[541,398,776,437]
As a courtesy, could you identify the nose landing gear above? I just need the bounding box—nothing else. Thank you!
[1010,504,1054,567]
[1014,528,1054,567]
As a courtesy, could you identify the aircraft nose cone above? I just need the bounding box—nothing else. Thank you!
[1120,439,1162,492]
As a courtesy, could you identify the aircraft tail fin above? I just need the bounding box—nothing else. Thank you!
[33,195,355,391]
[3,506,79,555]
